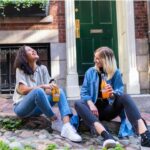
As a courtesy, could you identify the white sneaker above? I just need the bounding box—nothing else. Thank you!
[51,118,63,132]
[61,122,82,142]
[103,139,118,149]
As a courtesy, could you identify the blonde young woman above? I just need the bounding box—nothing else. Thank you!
[75,47,150,148]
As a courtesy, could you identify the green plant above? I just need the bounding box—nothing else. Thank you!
[113,144,125,150]
[24,145,34,150]
[63,147,70,150]
[0,140,10,150]
[12,147,20,150]
[45,144,57,150]
[89,146,95,150]
[0,140,35,150]
[102,144,125,150]
[0,0,48,17]
[0,118,23,131]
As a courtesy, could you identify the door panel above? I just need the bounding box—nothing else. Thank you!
[98,1,112,23]
[75,0,118,84]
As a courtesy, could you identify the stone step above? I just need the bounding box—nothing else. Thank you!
[1,93,150,113]
[1,94,150,125]
[131,94,150,113]
[69,94,150,113]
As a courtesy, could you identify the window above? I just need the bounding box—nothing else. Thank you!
[0,44,51,94]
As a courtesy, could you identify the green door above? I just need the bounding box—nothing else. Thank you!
[75,0,118,84]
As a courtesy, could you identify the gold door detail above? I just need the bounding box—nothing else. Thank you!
[75,19,80,38]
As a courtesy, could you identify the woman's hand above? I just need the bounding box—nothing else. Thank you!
[41,83,59,95]
[49,82,58,90]
[40,83,57,90]
[18,83,58,95]
[105,84,114,98]
[40,84,51,89]
[87,100,99,117]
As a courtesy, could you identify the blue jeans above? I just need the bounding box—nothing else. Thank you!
[14,88,72,118]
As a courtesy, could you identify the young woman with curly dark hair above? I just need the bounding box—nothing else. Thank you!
[13,45,82,142]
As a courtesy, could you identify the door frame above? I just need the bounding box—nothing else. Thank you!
[65,0,140,100]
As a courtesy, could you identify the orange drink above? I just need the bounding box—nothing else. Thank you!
[51,87,60,102]
[101,74,109,99]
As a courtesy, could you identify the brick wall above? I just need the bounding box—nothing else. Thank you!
[134,1,149,94]
[134,1,148,39]
[0,0,66,43]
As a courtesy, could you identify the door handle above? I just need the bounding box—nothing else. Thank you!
[90,29,103,34]
[75,19,80,38]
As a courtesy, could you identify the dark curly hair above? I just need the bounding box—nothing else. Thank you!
[14,45,41,75]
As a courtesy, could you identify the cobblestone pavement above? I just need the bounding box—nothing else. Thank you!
[0,96,150,150]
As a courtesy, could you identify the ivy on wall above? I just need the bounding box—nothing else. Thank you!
[0,0,49,17]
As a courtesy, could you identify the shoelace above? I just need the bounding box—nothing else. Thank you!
[141,131,150,142]
[68,124,77,133]
[147,131,150,138]
[144,131,150,138]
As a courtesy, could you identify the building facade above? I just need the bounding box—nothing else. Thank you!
[0,0,149,100]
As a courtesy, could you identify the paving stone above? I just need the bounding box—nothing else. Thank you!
[63,142,73,149]
[119,139,130,146]
[126,144,141,150]
[19,130,34,138]
[1,97,150,149]
[9,142,24,150]
[36,144,48,150]
[7,136,17,142]
[141,146,150,150]
[3,131,13,137]
[38,134,47,139]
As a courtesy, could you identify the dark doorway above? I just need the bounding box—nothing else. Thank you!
[75,0,118,85]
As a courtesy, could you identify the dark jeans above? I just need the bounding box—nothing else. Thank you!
[75,94,141,131]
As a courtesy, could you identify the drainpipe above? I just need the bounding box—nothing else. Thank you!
[147,1,150,93]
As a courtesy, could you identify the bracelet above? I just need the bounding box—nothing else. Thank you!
[49,78,56,84]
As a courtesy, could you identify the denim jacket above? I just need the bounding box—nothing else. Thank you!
[80,67,134,137]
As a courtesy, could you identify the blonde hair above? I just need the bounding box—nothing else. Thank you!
[94,47,117,79]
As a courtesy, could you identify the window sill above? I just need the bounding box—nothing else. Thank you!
[0,15,53,24]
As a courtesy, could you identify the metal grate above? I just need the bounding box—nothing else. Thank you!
[0,43,51,94]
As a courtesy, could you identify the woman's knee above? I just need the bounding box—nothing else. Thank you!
[33,88,46,100]
[33,88,45,94]
[74,100,86,110]
[119,94,133,104]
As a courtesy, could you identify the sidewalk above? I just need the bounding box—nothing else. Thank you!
[0,96,150,150]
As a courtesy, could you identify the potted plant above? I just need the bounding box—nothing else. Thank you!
[0,0,49,17]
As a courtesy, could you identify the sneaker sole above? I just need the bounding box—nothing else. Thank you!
[103,139,117,149]
[61,134,82,143]
[141,146,150,150]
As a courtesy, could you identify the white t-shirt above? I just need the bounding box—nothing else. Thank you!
[13,65,51,104]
